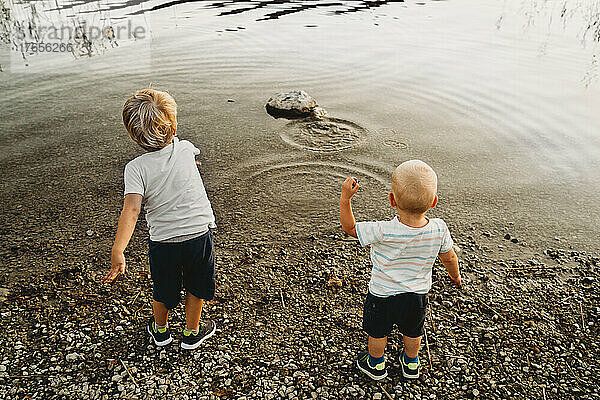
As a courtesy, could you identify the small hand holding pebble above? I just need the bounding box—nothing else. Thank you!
[341,177,359,200]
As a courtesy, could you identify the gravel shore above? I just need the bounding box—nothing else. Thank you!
[2,0,599,397]
[1,225,598,399]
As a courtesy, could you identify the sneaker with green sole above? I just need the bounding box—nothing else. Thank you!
[356,351,388,380]
[181,320,216,350]
[401,352,420,379]
[146,318,173,347]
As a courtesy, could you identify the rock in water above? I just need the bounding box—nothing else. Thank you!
[266,90,321,119]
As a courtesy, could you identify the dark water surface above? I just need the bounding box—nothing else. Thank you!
[1,0,599,251]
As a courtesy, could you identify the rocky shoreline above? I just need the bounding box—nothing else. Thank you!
[1,225,598,399]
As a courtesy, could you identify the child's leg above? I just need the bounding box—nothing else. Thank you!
[182,231,215,333]
[149,239,183,328]
[184,290,204,331]
[403,335,422,358]
[153,300,169,326]
[368,336,388,358]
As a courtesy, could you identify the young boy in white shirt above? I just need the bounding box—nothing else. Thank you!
[103,89,217,350]
[340,160,461,380]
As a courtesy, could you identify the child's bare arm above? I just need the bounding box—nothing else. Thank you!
[438,248,461,286]
[340,177,360,237]
[102,194,143,283]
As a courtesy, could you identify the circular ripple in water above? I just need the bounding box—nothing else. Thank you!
[279,118,367,152]
[249,161,389,187]
[243,161,390,224]
[383,138,408,149]
[377,128,409,150]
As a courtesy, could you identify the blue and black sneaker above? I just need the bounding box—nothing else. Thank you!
[181,320,217,350]
[356,351,388,380]
[400,352,420,379]
[147,318,173,347]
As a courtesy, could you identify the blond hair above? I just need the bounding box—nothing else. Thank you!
[122,89,178,151]
[392,160,438,214]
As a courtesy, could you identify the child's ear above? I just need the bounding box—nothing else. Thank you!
[389,192,397,208]
[431,195,438,209]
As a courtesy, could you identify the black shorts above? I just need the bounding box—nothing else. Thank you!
[148,231,215,310]
[362,292,428,338]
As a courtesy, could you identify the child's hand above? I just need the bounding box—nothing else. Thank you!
[341,177,360,200]
[450,273,462,287]
[103,251,126,283]
[439,249,461,288]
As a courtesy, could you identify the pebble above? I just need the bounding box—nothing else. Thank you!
[2,230,598,399]
[582,276,594,285]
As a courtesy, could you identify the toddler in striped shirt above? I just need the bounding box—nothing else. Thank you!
[340,159,461,380]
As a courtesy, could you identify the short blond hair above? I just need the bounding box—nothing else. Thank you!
[392,160,438,214]
[122,89,177,151]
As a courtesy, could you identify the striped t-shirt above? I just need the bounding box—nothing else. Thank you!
[356,216,453,297]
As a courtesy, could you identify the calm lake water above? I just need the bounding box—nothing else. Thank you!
[1,0,599,250]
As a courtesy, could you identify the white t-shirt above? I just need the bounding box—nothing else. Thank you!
[356,216,453,297]
[123,137,216,242]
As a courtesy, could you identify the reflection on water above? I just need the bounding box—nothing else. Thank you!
[1,0,598,77]
[496,0,600,86]
[0,0,599,245]
[502,0,600,43]
[0,0,419,68]
[28,0,411,18]
[204,0,407,20]
[1,0,141,64]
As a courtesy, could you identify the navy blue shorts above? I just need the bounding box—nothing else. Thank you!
[362,292,428,338]
[148,231,215,310]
